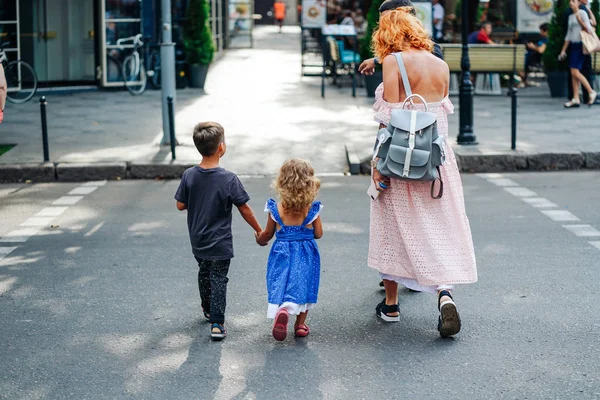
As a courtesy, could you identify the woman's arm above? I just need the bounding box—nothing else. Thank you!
[0,65,6,113]
[382,55,400,103]
[561,39,571,56]
[256,215,276,246]
[312,216,323,239]
[575,10,592,33]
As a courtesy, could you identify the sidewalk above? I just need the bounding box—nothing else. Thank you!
[1,26,599,182]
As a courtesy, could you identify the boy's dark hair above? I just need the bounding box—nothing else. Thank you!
[480,21,492,30]
[193,122,225,156]
[379,0,416,14]
[539,22,549,32]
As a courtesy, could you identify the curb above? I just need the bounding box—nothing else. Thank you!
[347,147,600,175]
[0,161,196,183]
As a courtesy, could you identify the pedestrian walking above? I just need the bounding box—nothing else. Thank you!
[0,64,6,123]
[175,122,263,341]
[560,0,597,108]
[256,159,323,341]
[273,0,286,33]
[368,5,477,337]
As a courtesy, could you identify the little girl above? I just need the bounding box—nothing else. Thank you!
[256,159,323,341]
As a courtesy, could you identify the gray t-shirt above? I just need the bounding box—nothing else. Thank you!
[175,166,250,260]
[566,10,592,43]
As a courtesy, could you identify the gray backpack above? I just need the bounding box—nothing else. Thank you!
[373,52,446,199]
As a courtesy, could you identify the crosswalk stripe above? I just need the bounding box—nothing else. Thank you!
[52,196,84,206]
[0,247,17,259]
[521,198,558,208]
[68,186,98,195]
[35,207,69,218]
[504,187,537,197]
[20,216,56,227]
[0,228,42,243]
[541,210,580,222]
[486,178,520,187]
[81,180,107,187]
[563,225,600,237]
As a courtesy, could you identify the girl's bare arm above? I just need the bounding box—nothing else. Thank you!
[256,216,276,246]
[313,216,323,239]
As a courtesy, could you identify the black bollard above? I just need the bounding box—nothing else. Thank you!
[167,96,176,160]
[510,85,518,150]
[39,96,50,162]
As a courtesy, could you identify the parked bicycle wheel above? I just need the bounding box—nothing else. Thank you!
[148,50,161,89]
[5,60,38,104]
[122,54,147,95]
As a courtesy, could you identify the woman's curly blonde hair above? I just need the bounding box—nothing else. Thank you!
[273,159,321,214]
[372,6,434,61]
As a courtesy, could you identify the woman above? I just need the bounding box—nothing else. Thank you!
[561,0,597,108]
[368,4,477,337]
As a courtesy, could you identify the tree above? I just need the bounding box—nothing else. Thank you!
[542,0,569,72]
[184,0,215,66]
[360,0,386,61]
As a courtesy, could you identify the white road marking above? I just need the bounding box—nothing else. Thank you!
[69,186,98,195]
[0,228,42,243]
[81,180,107,187]
[589,241,600,250]
[504,187,537,197]
[53,196,84,206]
[0,247,17,259]
[563,225,600,237]
[0,187,19,198]
[541,210,580,222]
[477,173,504,179]
[85,222,105,237]
[486,178,520,187]
[35,207,69,218]
[521,198,558,208]
[20,216,56,227]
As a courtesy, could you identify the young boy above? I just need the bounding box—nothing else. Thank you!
[175,122,262,341]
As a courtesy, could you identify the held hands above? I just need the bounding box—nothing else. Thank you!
[255,230,269,247]
[359,58,376,76]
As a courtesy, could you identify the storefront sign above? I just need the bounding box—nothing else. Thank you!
[413,1,433,37]
[517,0,553,33]
[321,24,356,36]
[302,0,326,28]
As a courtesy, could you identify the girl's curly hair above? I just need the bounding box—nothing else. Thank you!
[372,6,434,61]
[273,159,321,214]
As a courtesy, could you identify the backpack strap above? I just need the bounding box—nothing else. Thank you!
[394,53,412,97]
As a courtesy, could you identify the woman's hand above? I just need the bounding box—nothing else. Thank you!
[558,51,567,61]
[372,167,390,192]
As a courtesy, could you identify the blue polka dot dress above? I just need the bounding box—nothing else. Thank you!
[265,199,322,318]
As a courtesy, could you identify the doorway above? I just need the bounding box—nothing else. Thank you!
[19,0,96,84]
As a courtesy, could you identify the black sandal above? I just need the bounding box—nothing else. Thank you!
[376,299,400,322]
[210,323,227,341]
[437,290,461,337]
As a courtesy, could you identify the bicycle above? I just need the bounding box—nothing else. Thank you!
[1,44,38,104]
[117,34,147,95]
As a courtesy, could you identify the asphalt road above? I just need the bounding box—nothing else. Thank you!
[1,172,599,400]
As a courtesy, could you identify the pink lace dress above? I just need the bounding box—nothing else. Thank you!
[368,84,477,293]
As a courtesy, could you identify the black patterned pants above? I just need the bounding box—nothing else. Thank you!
[195,257,230,324]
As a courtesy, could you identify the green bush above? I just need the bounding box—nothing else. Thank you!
[360,0,386,61]
[543,0,569,72]
[184,0,215,66]
[592,0,600,36]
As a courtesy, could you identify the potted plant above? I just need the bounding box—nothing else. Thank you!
[184,0,215,89]
[361,0,386,97]
[543,0,569,98]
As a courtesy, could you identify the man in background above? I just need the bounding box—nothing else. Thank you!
[468,21,495,44]
[432,0,445,43]
[273,0,286,33]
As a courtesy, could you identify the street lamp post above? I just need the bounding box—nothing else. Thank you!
[160,0,177,145]
[457,0,477,145]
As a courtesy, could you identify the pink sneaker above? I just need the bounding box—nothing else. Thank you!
[272,308,289,341]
